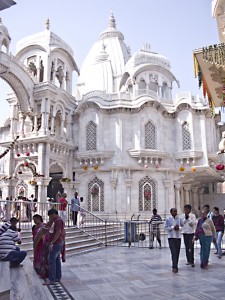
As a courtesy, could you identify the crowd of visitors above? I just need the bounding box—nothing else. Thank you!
[0,191,85,285]
[164,203,223,273]
[0,192,224,285]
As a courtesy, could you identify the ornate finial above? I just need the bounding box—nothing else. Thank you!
[45,18,50,30]
[142,43,151,52]
[108,10,116,28]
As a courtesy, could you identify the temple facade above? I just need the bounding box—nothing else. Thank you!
[0,14,223,218]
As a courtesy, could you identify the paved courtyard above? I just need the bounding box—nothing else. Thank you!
[60,245,225,300]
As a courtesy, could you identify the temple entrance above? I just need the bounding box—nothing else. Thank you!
[48,164,64,201]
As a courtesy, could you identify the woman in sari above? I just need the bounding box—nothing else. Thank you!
[193,210,216,269]
[32,214,50,278]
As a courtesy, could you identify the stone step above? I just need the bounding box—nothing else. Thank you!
[9,256,53,300]
[0,261,10,300]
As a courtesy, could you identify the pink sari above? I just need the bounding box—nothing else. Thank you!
[32,224,50,278]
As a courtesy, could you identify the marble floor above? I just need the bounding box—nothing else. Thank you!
[60,246,225,300]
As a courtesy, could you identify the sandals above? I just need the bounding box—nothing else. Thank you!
[43,280,55,285]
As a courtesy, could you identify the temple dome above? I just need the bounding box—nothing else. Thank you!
[77,13,131,96]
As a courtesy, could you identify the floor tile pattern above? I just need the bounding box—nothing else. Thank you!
[59,245,225,300]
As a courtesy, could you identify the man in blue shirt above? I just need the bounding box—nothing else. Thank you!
[70,192,80,226]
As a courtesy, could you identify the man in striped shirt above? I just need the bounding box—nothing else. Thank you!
[0,225,27,267]
[0,217,20,235]
[149,208,163,249]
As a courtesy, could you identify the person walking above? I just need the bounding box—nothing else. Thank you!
[149,208,163,249]
[79,197,86,225]
[43,209,65,285]
[203,204,213,219]
[212,207,224,258]
[70,192,80,226]
[164,208,183,273]
[58,193,68,223]
[181,204,196,267]
[193,210,216,270]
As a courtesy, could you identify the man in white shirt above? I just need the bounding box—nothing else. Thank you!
[181,204,196,267]
[164,208,183,273]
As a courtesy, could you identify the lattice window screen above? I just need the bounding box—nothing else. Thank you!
[88,176,104,211]
[86,121,97,150]
[182,122,191,150]
[139,176,156,211]
[145,121,156,149]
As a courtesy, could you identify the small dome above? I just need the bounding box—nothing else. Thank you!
[125,44,171,71]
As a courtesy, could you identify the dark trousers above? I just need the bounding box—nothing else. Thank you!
[183,233,194,264]
[72,211,78,225]
[168,238,181,270]
[1,250,27,267]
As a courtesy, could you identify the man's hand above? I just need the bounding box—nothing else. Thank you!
[185,214,189,220]
[174,224,179,231]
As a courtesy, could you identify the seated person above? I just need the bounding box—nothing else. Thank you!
[0,217,20,235]
[0,225,27,268]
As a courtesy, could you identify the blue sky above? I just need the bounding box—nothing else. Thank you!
[0,0,219,119]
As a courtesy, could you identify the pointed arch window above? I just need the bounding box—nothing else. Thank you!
[182,121,191,150]
[86,121,97,150]
[88,177,104,211]
[139,176,157,211]
[145,121,156,149]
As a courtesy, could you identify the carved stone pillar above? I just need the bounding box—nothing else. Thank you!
[110,178,117,213]
[37,143,50,176]
[51,116,55,135]
[198,188,204,211]
[174,181,182,214]
[191,187,199,214]
[34,114,38,134]
[66,113,72,141]
[183,184,191,205]
[164,180,174,216]
[125,179,133,213]
[10,178,19,199]
[36,177,52,203]
[158,85,162,97]
[40,98,46,134]
[61,182,75,203]
[2,181,10,199]
[60,118,65,138]
[19,112,25,137]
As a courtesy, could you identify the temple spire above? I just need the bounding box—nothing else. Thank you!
[45,18,50,30]
[108,11,116,28]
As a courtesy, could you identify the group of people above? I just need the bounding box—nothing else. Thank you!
[0,195,38,222]
[32,209,66,285]
[0,208,66,285]
[165,204,223,273]
[56,192,86,226]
